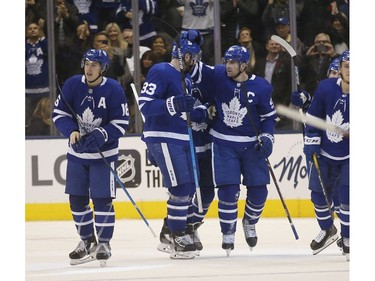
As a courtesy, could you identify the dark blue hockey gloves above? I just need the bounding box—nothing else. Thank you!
[254,133,274,158]
[181,29,204,46]
[303,133,321,161]
[74,128,108,153]
[166,95,195,116]
[291,90,311,110]
[190,104,208,123]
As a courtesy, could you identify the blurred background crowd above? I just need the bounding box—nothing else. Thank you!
[25,0,349,137]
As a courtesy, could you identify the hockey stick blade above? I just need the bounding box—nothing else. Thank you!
[276,104,349,136]
[271,35,296,58]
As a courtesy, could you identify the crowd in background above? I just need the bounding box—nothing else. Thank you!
[25,0,349,136]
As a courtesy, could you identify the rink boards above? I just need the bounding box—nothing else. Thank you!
[25,133,315,221]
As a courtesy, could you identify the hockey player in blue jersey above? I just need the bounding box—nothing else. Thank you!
[302,49,350,261]
[148,30,215,258]
[52,49,129,265]
[190,45,278,256]
[138,35,211,259]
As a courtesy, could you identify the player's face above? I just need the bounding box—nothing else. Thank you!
[84,61,102,78]
[340,61,349,83]
[225,60,241,78]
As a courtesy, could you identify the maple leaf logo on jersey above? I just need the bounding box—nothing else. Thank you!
[222,97,247,128]
[78,107,102,134]
[326,110,349,143]
[190,0,209,17]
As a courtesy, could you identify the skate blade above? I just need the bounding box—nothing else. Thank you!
[99,260,107,267]
[312,234,339,255]
[195,250,200,256]
[345,253,350,262]
[157,243,171,254]
[170,250,195,259]
[225,249,232,257]
[70,255,96,266]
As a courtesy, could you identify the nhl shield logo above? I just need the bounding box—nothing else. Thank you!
[116,150,141,188]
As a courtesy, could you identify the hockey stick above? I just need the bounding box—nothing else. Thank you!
[56,79,157,238]
[130,83,145,123]
[270,34,306,129]
[271,35,301,92]
[241,84,299,240]
[151,17,203,213]
[275,104,349,137]
[312,153,335,220]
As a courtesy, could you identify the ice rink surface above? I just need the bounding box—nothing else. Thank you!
[26,218,351,281]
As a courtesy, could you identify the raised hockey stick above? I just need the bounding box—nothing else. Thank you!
[130,83,145,123]
[312,153,335,220]
[151,17,203,213]
[56,80,157,238]
[241,84,299,240]
[271,35,301,92]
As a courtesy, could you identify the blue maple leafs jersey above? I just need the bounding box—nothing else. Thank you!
[306,77,349,160]
[191,62,277,149]
[138,62,192,145]
[52,75,129,164]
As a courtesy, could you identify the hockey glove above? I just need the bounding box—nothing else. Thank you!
[303,133,321,161]
[190,104,208,123]
[166,95,195,116]
[181,30,204,46]
[254,133,274,158]
[291,90,311,110]
[80,127,108,152]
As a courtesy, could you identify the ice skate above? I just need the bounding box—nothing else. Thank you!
[222,234,235,257]
[96,242,111,267]
[242,219,257,251]
[157,218,172,254]
[170,232,196,259]
[336,237,344,254]
[186,222,204,256]
[69,235,97,266]
[310,224,339,255]
[342,237,350,261]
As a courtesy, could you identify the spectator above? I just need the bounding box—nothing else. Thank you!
[54,0,80,85]
[67,0,99,33]
[300,32,339,95]
[25,0,46,28]
[75,20,93,57]
[220,0,260,57]
[115,0,158,48]
[237,27,265,73]
[326,4,349,55]
[274,17,305,62]
[155,0,182,30]
[95,0,121,31]
[26,97,52,136]
[104,22,133,88]
[297,0,334,46]
[253,35,292,130]
[150,34,172,63]
[25,21,49,133]
[140,50,158,84]
[176,0,215,65]
[92,31,125,80]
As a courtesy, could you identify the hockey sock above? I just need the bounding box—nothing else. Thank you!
[244,185,268,224]
[167,183,193,233]
[92,197,115,243]
[69,195,95,240]
[218,184,240,234]
[187,186,215,224]
[311,191,333,230]
[338,184,349,238]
